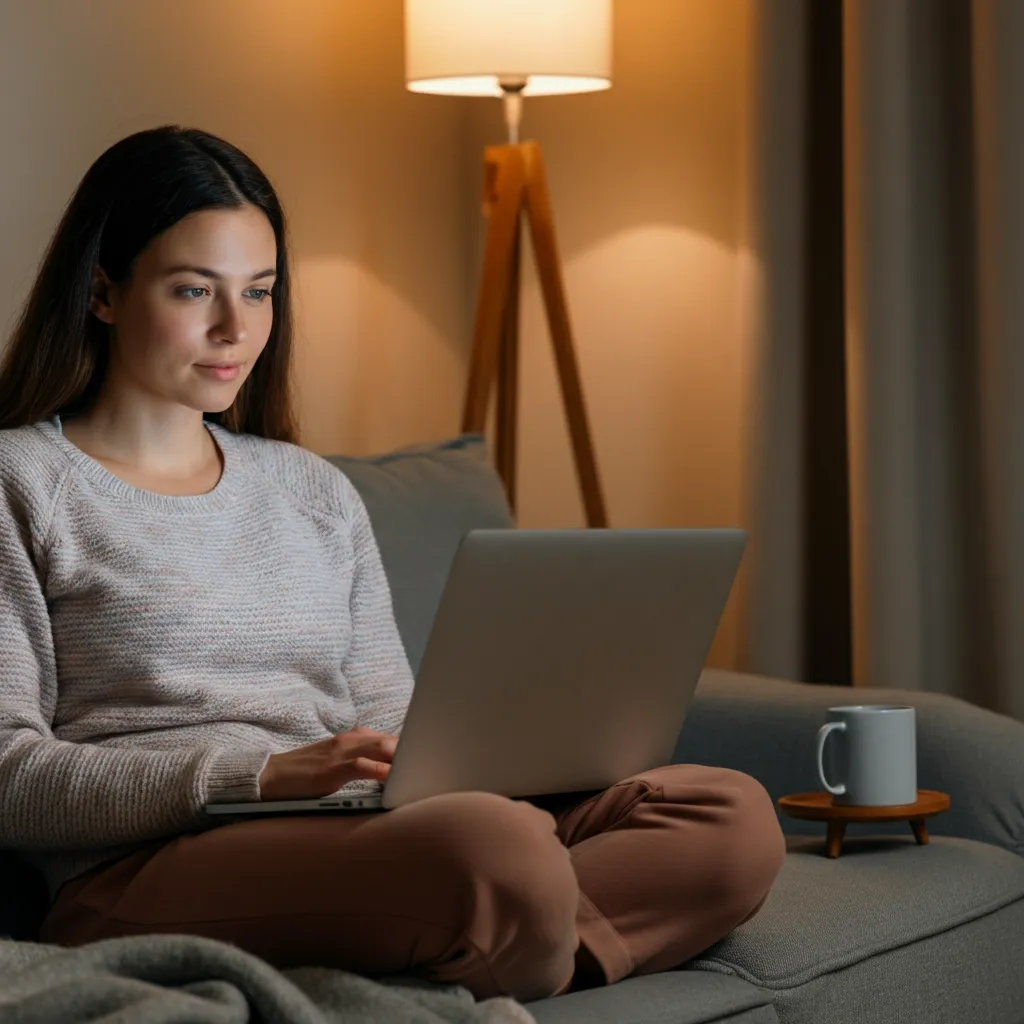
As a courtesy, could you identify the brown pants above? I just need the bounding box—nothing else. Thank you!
[40,764,786,1003]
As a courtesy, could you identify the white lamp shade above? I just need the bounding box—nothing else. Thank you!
[404,0,612,98]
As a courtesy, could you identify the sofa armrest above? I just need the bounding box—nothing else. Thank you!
[674,668,1024,856]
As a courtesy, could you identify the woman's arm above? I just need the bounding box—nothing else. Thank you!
[338,482,416,737]
[0,490,271,850]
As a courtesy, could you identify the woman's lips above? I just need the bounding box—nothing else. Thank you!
[196,364,242,381]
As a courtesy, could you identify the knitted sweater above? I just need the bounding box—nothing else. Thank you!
[0,415,415,901]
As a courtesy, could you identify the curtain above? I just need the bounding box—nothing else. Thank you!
[739,0,1024,719]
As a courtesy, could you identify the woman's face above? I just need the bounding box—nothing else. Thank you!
[91,204,278,415]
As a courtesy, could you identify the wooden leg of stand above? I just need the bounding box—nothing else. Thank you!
[495,220,521,513]
[521,142,607,528]
[462,149,528,436]
[910,819,929,845]
[825,821,846,858]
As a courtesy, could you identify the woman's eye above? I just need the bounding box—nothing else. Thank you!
[176,287,272,301]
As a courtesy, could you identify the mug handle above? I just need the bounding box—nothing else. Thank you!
[815,721,847,795]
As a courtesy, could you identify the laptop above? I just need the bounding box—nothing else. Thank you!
[205,528,745,817]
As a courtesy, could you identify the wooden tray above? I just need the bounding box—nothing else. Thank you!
[777,790,951,858]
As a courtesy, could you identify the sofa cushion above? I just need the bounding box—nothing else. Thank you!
[528,971,779,1024]
[685,835,1024,1024]
[324,434,514,674]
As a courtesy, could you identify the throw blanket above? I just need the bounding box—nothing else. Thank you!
[0,933,538,1024]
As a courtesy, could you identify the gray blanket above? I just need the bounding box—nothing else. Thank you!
[0,934,538,1024]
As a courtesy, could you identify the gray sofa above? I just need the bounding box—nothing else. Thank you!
[328,433,1024,1024]
[3,431,1024,1024]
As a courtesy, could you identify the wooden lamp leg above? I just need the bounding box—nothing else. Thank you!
[494,220,521,510]
[462,147,527,441]
[521,142,607,528]
[461,142,608,528]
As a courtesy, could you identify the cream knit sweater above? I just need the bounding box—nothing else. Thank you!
[0,415,415,900]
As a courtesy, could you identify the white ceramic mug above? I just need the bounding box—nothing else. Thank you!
[815,705,917,806]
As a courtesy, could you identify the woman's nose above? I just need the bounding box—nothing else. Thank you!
[214,298,247,344]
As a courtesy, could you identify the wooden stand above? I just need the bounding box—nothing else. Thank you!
[462,141,608,527]
[777,790,951,858]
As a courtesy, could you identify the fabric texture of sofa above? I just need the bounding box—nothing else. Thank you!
[328,433,1024,1024]
[2,431,1023,1024]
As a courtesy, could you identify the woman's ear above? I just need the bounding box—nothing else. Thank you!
[89,265,116,324]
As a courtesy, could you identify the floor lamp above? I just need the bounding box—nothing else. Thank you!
[404,0,612,527]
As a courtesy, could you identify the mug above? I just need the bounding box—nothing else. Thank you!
[815,705,917,806]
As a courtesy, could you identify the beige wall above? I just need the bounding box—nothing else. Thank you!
[1,0,755,668]
[0,0,471,457]
[464,0,755,667]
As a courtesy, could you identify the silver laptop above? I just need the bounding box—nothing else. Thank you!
[206,528,745,817]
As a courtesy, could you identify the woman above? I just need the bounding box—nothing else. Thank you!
[0,126,785,1004]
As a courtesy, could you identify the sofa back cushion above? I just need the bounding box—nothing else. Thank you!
[324,434,514,675]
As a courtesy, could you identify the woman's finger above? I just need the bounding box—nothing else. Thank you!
[376,737,398,761]
[352,756,390,779]
[351,737,398,764]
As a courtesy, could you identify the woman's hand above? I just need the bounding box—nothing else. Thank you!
[258,727,398,802]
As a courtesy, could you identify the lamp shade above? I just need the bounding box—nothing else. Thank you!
[404,0,612,98]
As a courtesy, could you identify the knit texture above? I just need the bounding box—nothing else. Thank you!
[0,415,415,900]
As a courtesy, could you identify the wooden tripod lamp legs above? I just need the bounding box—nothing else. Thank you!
[461,142,608,528]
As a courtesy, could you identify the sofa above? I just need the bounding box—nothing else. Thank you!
[3,431,1024,1024]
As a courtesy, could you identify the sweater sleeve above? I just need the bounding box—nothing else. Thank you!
[0,481,272,850]
[339,483,416,737]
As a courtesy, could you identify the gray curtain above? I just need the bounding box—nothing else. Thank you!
[739,0,1024,719]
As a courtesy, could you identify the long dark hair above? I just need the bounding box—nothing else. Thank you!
[0,125,299,442]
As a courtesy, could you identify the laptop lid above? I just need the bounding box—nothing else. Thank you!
[382,528,745,809]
